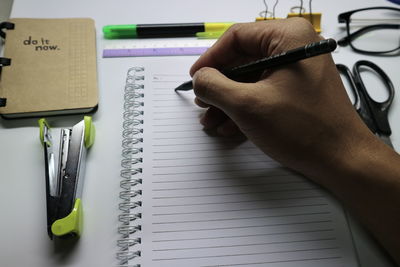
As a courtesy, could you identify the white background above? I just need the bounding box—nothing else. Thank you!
[0,0,399,266]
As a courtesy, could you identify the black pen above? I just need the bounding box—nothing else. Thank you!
[174,38,337,91]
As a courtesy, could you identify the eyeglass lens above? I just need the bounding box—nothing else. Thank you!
[349,9,400,53]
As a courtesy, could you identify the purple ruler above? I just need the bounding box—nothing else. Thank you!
[103,46,210,58]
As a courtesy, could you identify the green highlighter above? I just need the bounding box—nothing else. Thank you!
[39,116,95,239]
[103,22,233,39]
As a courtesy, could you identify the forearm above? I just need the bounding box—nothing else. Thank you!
[310,134,400,265]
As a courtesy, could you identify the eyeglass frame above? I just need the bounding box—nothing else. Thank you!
[337,6,400,55]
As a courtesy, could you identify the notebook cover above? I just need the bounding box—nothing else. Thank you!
[0,18,98,118]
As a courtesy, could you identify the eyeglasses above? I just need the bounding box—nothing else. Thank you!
[338,6,400,55]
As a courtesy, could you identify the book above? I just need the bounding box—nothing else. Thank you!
[116,59,360,266]
[0,18,98,118]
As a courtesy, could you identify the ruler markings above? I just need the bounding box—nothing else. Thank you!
[103,47,210,57]
[103,39,216,57]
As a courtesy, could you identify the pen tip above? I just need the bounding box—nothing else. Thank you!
[174,80,193,91]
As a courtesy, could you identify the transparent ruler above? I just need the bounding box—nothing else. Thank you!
[103,39,216,57]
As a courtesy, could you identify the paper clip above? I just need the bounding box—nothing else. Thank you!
[255,13,322,33]
[255,1,322,33]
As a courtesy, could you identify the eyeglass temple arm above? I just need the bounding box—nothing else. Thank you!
[338,24,400,46]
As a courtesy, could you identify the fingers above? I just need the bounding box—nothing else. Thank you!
[192,67,252,112]
[190,22,268,76]
[216,119,242,136]
[190,18,318,77]
[199,106,242,136]
[193,67,255,138]
[194,97,209,108]
[199,106,227,129]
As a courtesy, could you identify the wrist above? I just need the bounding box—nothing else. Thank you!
[304,124,392,191]
[310,124,400,207]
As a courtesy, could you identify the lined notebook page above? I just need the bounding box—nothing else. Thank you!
[134,60,358,267]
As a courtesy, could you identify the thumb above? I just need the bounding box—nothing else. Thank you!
[192,67,249,111]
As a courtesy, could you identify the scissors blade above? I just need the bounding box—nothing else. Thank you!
[377,134,394,149]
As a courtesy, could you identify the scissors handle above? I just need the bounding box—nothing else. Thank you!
[353,60,395,135]
[336,64,378,133]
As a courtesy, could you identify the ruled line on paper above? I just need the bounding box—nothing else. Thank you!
[152,85,185,89]
[152,104,197,109]
[152,122,200,126]
[151,233,338,251]
[152,211,330,222]
[152,110,200,114]
[200,256,342,267]
[151,141,258,148]
[151,140,248,146]
[152,229,335,243]
[152,74,189,77]
[152,204,329,216]
[151,172,293,182]
[152,129,205,134]
[152,152,268,161]
[151,188,320,200]
[151,160,274,169]
[152,115,200,119]
[153,98,194,102]
[152,195,326,208]
[152,237,337,252]
[150,104,199,109]
[151,93,178,96]
[151,220,333,234]
[152,246,341,261]
[152,146,261,154]
[152,166,281,175]
[151,181,311,191]
[151,105,199,110]
[152,178,305,186]
[152,80,185,83]
[151,174,294,184]
[152,135,246,141]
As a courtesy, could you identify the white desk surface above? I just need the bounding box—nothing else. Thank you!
[0,0,399,266]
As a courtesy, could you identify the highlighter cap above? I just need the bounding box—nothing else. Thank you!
[103,24,137,39]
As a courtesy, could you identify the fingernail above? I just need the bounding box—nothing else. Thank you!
[192,72,198,87]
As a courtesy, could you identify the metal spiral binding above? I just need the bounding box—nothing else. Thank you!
[117,67,144,267]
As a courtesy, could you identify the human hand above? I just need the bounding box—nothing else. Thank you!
[191,19,400,264]
[190,18,381,179]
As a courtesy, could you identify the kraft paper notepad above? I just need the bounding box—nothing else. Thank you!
[0,18,98,118]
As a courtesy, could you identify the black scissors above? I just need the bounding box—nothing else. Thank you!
[337,60,395,148]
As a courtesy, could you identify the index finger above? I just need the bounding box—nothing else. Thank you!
[189,18,319,76]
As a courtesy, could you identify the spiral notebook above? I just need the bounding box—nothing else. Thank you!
[117,60,359,267]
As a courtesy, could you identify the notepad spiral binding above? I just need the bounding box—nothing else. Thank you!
[0,22,14,107]
[117,67,145,267]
